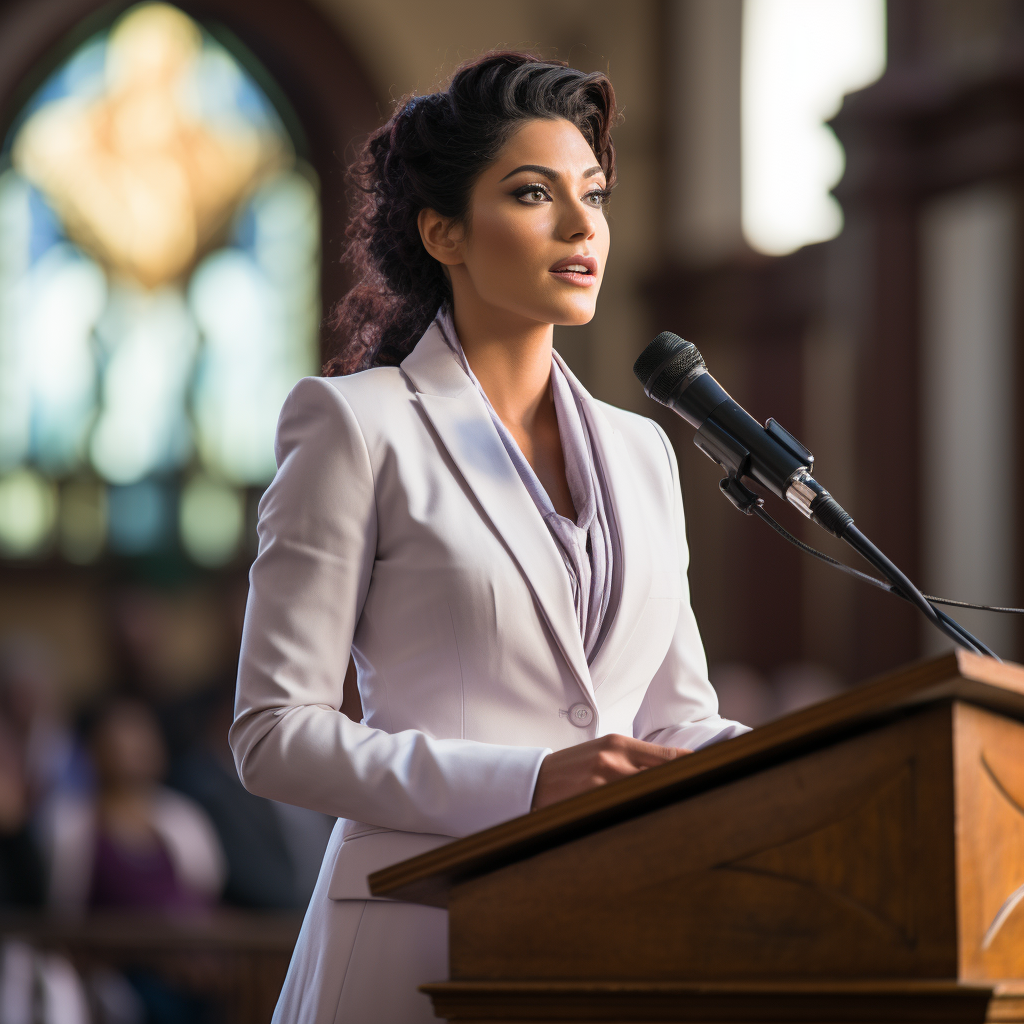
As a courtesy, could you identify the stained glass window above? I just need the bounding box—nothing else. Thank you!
[0,2,320,566]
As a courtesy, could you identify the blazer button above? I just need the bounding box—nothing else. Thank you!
[568,703,593,727]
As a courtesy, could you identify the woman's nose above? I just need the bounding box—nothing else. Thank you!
[559,201,596,241]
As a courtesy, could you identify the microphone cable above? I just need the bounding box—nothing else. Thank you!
[748,503,1008,659]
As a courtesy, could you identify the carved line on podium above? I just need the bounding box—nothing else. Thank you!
[984,883,1024,952]
[982,753,1024,817]
[712,761,917,946]
[979,752,1024,951]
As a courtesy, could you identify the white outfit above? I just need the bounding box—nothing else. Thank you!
[230,318,748,1022]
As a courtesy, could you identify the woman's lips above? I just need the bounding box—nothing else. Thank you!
[549,254,598,287]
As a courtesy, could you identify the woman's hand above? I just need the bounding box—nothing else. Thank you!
[531,734,690,810]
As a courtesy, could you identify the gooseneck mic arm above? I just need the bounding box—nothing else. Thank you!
[634,332,998,660]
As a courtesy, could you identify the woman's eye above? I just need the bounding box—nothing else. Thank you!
[584,189,610,207]
[514,185,551,203]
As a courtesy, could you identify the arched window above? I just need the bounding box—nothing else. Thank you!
[0,2,331,566]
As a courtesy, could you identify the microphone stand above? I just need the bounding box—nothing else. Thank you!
[720,473,998,660]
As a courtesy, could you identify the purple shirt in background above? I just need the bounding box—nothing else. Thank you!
[89,830,206,912]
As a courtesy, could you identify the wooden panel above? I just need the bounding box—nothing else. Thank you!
[954,702,1024,980]
[447,703,958,983]
[423,979,1024,1023]
[371,653,1024,907]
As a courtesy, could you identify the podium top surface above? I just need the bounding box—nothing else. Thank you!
[370,651,1024,907]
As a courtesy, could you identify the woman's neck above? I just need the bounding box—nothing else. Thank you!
[452,302,554,434]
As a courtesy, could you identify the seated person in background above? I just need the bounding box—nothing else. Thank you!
[44,698,225,913]
[169,683,334,911]
[0,638,94,827]
[0,712,45,907]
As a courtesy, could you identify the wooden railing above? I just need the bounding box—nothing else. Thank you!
[0,910,302,1023]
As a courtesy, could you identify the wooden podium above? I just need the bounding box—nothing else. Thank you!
[370,652,1024,1022]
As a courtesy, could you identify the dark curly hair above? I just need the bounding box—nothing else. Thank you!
[322,51,618,376]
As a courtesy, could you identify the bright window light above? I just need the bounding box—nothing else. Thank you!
[742,0,886,256]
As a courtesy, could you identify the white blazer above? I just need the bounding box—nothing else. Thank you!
[230,321,746,901]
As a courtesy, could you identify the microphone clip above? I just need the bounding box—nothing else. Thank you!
[719,474,763,515]
[694,419,749,478]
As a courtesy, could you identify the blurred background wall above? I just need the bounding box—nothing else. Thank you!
[0,0,1021,746]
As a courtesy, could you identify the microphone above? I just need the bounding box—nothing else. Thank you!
[633,332,849,536]
[633,331,999,659]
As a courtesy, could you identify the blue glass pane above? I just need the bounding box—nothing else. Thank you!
[91,285,197,483]
[107,480,174,554]
[27,244,104,473]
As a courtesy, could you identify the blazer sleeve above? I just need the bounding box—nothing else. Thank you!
[631,422,750,751]
[229,377,548,838]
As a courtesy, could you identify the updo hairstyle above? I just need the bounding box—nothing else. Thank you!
[323,51,618,375]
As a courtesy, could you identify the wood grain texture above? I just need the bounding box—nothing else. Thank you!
[446,703,958,983]
[421,979,1024,1023]
[371,653,1024,907]
[953,703,1024,980]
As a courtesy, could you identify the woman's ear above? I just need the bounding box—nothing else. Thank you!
[418,208,465,266]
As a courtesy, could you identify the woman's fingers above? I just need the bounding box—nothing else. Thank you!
[532,734,691,810]
[616,736,687,768]
[591,740,678,783]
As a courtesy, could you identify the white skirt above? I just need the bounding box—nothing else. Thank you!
[273,862,448,1023]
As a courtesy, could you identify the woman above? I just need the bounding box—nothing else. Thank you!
[47,698,224,914]
[231,52,747,1022]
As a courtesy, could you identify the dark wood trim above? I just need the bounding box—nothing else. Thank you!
[422,978,1023,1023]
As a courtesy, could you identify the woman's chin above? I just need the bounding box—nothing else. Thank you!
[554,304,598,327]
[534,295,599,327]
[482,293,599,328]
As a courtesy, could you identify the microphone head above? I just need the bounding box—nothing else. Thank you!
[633,332,707,404]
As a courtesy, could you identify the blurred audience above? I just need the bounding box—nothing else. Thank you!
[0,611,333,918]
[0,640,93,908]
[0,940,93,1024]
[0,639,91,910]
[0,719,45,908]
[169,684,333,910]
[45,698,225,914]
[0,603,326,1022]
[0,641,93,814]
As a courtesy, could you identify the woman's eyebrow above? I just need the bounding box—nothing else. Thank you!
[499,164,557,182]
[498,163,604,182]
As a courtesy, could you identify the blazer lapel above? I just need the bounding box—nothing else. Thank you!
[552,353,654,692]
[401,324,594,700]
